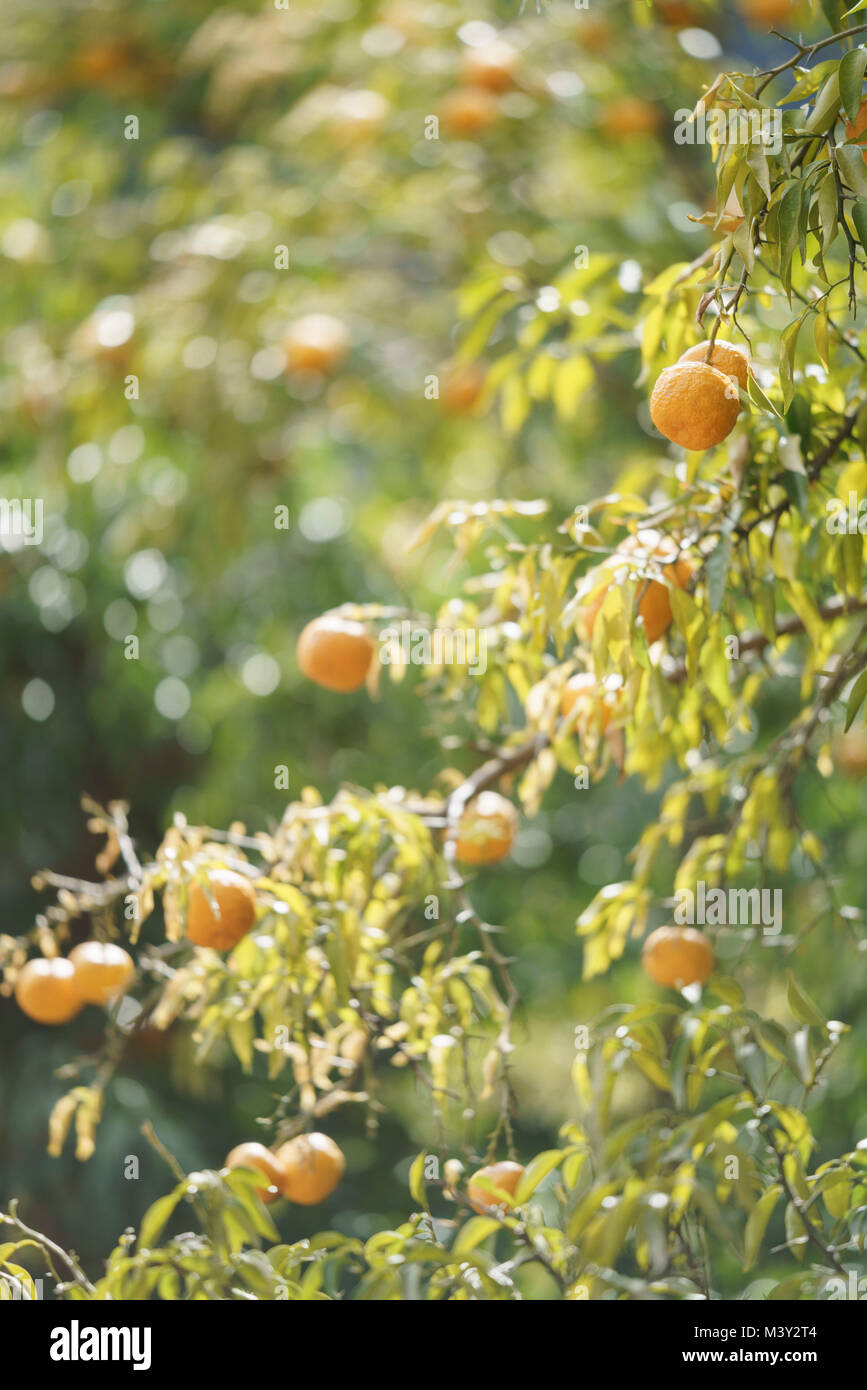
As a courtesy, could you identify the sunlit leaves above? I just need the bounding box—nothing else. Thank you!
[138,1190,183,1252]
[743,1184,782,1271]
[786,972,826,1029]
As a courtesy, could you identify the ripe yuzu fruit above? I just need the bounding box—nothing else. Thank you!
[441,363,486,415]
[642,925,715,988]
[738,0,795,25]
[454,791,519,866]
[600,97,661,138]
[577,530,694,646]
[69,941,135,1005]
[678,340,750,392]
[15,958,84,1025]
[650,361,740,450]
[275,1133,346,1205]
[440,88,500,136]
[834,726,867,778]
[467,1160,525,1213]
[560,672,622,733]
[283,314,349,374]
[186,869,257,951]
[224,1142,287,1204]
[296,615,375,693]
[460,41,520,93]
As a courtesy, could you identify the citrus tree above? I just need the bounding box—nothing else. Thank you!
[4,1,867,1302]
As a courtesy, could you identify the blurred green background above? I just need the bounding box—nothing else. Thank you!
[3,0,863,1297]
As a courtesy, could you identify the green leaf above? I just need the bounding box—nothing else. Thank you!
[784,1201,809,1261]
[841,48,867,122]
[836,142,867,197]
[787,971,825,1028]
[852,196,867,254]
[745,142,771,201]
[631,1049,671,1092]
[784,58,839,105]
[228,1016,254,1071]
[744,1184,782,1270]
[526,350,556,401]
[452,1215,502,1254]
[779,315,804,410]
[815,172,839,254]
[458,273,509,320]
[813,304,831,367]
[513,1148,567,1203]
[325,930,351,1006]
[708,974,744,1008]
[408,1152,430,1211]
[769,1270,813,1298]
[747,372,784,420]
[705,534,731,615]
[753,580,777,641]
[459,296,511,359]
[553,355,593,422]
[783,1151,811,1202]
[567,1181,620,1240]
[777,182,802,299]
[501,373,530,437]
[733,217,755,273]
[845,667,867,729]
[806,71,841,134]
[138,1190,182,1251]
[822,1173,854,1219]
[561,1149,588,1189]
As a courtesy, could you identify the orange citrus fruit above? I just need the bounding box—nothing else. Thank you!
[441,363,486,415]
[642,926,715,988]
[284,314,349,374]
[560,672,622,733]
[15,958,84,1025]
[69,941,135,1005]
[738,0,795,25]
[656,0,702,24]
[678,340,750,392]
[440,88,500,136]
[274,1133,346,1205]
[454,791,519,866]
[575,14,613,52]
[650,361,740,451]
[224,1142,287,1204]
[834,726,867,778]
[578,530,695,646]
[600,97,661,138]
[460,41,520,93]
[186,869,257,951]
[467,1160,525,1214]
[296,614,375,693]
[69,40,172,96]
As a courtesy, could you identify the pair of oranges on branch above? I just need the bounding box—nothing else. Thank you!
[224,1133,346,1207]
[650,339,750,453]
[15,941,135,1025]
